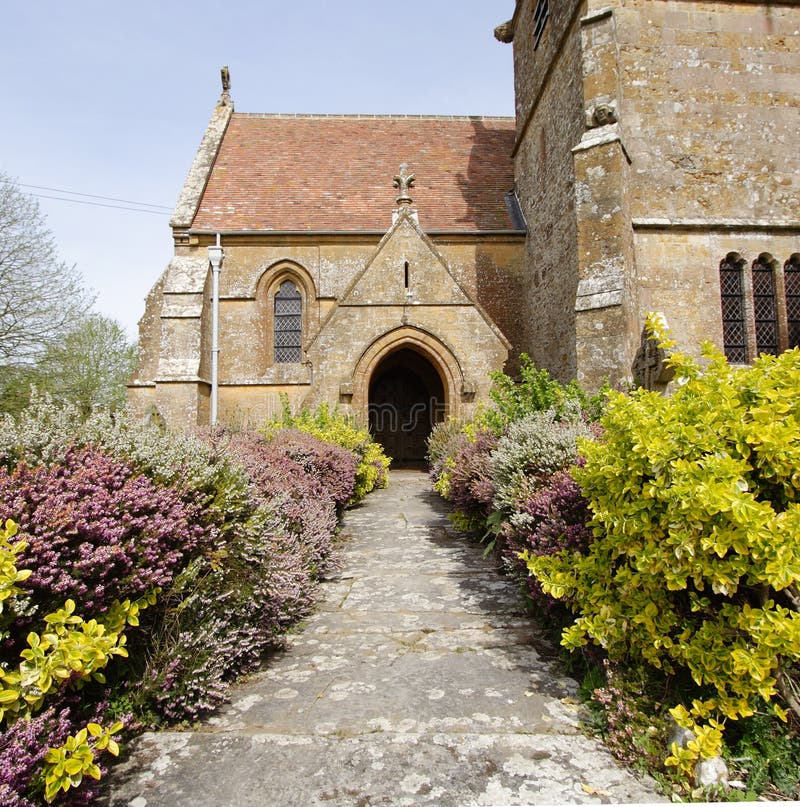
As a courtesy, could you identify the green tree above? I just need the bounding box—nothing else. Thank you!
[0,175,137,416]
[37,314,138,415]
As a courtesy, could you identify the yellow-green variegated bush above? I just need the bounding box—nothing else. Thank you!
[525,328,800,773]
[266,399,390,503]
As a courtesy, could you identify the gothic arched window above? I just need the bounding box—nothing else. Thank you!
[751,255,778,356]
[785,255,800,350]
[274,280,302,363]
[719,254,747,363]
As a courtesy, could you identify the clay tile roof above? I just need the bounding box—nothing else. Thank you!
[191,114,520,232]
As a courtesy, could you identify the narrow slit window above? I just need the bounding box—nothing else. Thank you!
[719,256,747,363]
[274,280,302,364]
[786,256,800,350]
[533,0,549,50]
[752,257,778,356]
[404,261,409,289]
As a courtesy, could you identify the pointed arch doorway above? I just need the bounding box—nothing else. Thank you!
[368,348,445,467]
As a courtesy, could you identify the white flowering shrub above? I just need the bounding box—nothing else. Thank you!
[489,409,593,513]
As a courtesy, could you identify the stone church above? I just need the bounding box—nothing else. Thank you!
[130,0,799,461]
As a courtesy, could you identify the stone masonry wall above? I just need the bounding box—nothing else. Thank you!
[508,0,799,384]
[512,0,587,382]
[615,0,799,224]
[131,227,523,429]
[614,0,800,357]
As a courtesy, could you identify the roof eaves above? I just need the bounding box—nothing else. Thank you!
[187,228,526,237]
[232,112,516,122]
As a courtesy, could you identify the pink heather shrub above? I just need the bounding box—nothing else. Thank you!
[0,707,71,807]
[0,445,212,627]
[489,410,593,514]
[127,427,357,724]
[444,429,498,527]
[0,398,365,798]
[220,429,340,572]
[138,504,321,723]
[0,698,115,807]
[264,428,357,514]
[500,468,592,614]
[426,418,468,487]
[0,394,256,540]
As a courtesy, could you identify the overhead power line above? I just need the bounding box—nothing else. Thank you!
[30,193,171,215]
[0,177,172,214]
[18,182,172,210]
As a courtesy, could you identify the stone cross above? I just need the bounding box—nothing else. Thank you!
[631,324,674,391]
[393,164,415,206]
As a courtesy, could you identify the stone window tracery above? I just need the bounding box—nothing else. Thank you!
[719,252,800,363]
[785,255,800,350]
[719,254,748,363]
[274,279,302,363]
[751,256,778,356]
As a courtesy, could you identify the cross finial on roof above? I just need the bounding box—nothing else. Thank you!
[393,163,415,206]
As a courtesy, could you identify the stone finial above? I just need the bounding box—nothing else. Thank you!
[393,164,415,206]
[220,65,231,104]
[494,20,515,43]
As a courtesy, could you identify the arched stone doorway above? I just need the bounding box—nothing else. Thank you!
[368,348,445,466]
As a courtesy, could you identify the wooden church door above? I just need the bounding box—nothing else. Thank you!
[368,350,444,467]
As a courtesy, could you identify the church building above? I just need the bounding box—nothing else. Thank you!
[130,0,799,457]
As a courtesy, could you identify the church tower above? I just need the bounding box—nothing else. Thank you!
[497,0,800,388]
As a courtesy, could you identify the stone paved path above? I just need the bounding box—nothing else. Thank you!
[105,471,663,806]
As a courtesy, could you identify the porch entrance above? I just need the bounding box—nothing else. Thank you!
[368,348,445,467]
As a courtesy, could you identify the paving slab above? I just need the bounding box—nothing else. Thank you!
[104,471,664,806]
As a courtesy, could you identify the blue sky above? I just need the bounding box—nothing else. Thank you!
[2,1,516,338]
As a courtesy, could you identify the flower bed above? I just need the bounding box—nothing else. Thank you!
[429,347,800,799]
[0,396,385,804]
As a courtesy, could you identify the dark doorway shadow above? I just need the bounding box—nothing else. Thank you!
[368,348,445,466]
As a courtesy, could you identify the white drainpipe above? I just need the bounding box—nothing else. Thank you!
[208,234,224,427]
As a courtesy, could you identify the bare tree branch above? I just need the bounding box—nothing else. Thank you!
[0,172,93,365]
[777,667,800,721]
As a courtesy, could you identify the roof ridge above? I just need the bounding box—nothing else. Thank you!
[234,112,516,122]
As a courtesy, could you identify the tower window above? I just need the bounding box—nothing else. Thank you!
[274,280,302,363]
[719,254,747,363]
[533,0,549,50]
[719,252,800,362]
[785,255,800,350]
[752,256,778,356]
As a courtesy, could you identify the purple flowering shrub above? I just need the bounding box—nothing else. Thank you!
[136,504,320,723]
[0,394,255,541]
[500,468,592,613]
[440,429,498,530]
[262,428,357,514]
[0,706,86,807]
[0,446,211,629]
[427,381,598,619]
[426,418,467,487]
[0,707,73,807]
[126,427,356,724]
[222,430,339,571]
[0,396,364,801]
